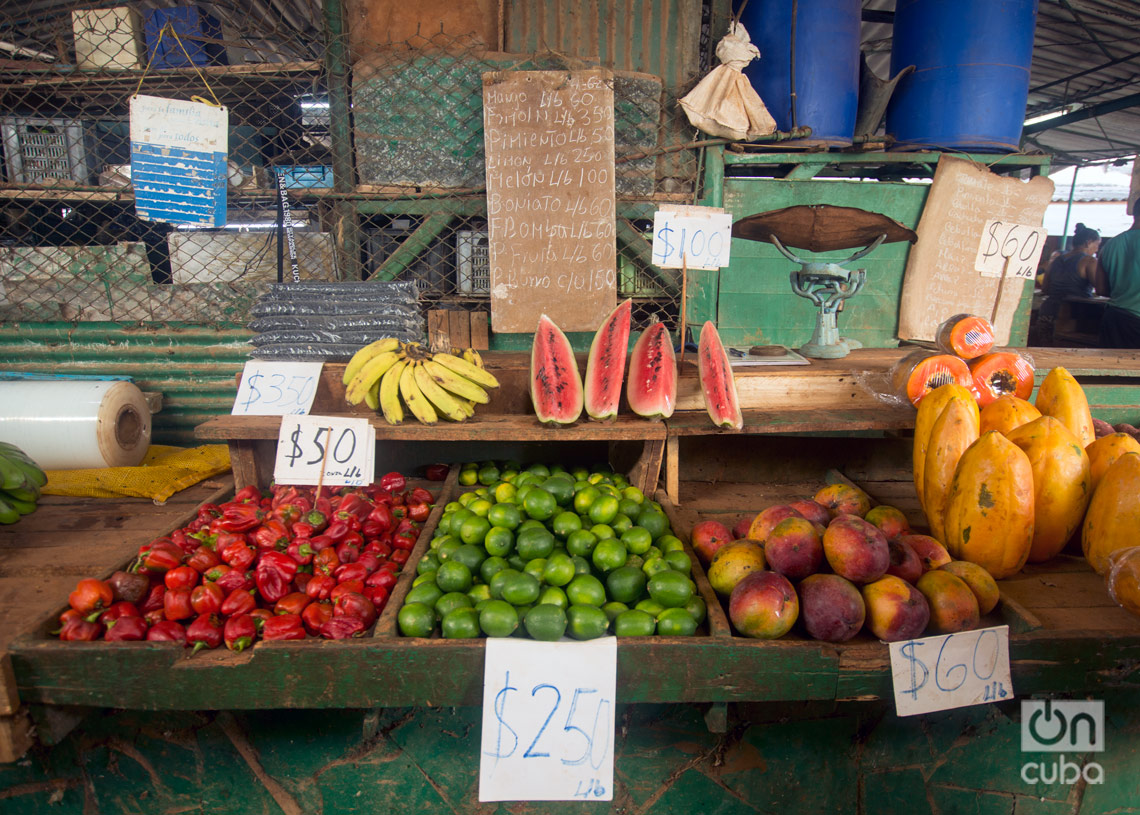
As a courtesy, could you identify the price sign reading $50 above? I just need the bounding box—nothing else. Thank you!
[889,625,1013,717]
[231,360,322,416]
[479,637,616,802]
[273,415,374,487]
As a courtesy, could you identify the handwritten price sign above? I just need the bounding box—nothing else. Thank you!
[652,207,732,271]
[273,415,374,487]
[889,625,1013,717]
[231,361,322,416]
[974,220,1048,281]
[479,637,616,802]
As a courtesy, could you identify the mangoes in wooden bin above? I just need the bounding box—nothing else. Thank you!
[1005,416,1091,563]
[943,431,1035,580]
[1082,452,1140,574]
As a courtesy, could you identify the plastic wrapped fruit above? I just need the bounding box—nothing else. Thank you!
[935,314,995,359]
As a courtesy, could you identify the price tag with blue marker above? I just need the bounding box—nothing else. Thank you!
[273,415,374,488]
[232,361,323,416]
[479,637,616,802]
[889,625,1013,717]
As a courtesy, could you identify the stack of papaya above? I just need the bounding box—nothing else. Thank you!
[913,366,1140,615]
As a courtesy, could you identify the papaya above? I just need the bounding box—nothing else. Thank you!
[912,383,980,511]
[935,314,995,360]
[969,352,1035,406]
[943,431,1034,580]
[1035,367,1095,448]
[1082,452,1140,574]
[979,395,1041,437]
[1085,432,1140,493]
[1006,417,1092,563]
[892,350,973,407]
[922,399,979,544]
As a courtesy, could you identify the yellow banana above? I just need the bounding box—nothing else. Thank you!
[345,350,404,405]
[400,362,438,425]
[364,380,380,412]
[455,398,476,419]
[422,359,490,404]
[379,359,407,424]
[343,338,402,386]
[462,347,485,370]
[413,360,469,421]
[431,352,499,389]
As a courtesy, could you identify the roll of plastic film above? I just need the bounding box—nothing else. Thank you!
[0,381,152,469]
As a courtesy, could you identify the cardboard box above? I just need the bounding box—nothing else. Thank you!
[72,8,144,70]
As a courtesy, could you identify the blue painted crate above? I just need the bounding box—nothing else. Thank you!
[144,6,226,68]
[278,166,334,189]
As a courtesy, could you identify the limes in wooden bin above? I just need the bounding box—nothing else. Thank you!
[614,609,656,637]
[435,592,473,620]
[657,607,698,637]
[525,604,568,641]
[479,600,519,638]
[484,527,514,557]
[567,605,610,640]
[398,603,436,638]
[523,488,558,521]
[442,607,481,638]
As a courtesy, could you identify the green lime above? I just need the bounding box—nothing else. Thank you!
[492,483,518,504]
[592,538,628,573]
[657,535,685,554]
[435,560,473,593]
[566,574,607,607]
[457,492,478,508]
[589,523,615,542]
[571,556,592,575]
[635,598,666,618]
[618,498,643,519]
[515,485,535,507]
[443,500,463,513]
[398,603,436,637]
[458,469,478,487]
[664,550,693,575]
[480,599,520,637]
[636,507,670,541]
[542,475,575,506]
[484,527,515,557]
[475,598,491,613]
[516,527,556,560]
[566,529,599,558]
[412,572,436,588]
[523,488,558,521]
[487,502,522,530]
[538,585,569,609]
[458,515,492,546]
[606,565,648,604]
[610,514,634,535]
[611,473,629,489]
[437,537,463,562]
[614,609,656,636]
[542,552,576,587]
[573,485,601,515]
[602,600,628,622]
[517,518,545,533]
[489,568,522,600]
[501,571,542,606]
[449,507,476,531]
[435,591,473,619]
[477,465,501,486]
[570,466,589,481]
[523,558,547,582]
[588,494,620,525]
[405,582,443,608]
[622,485,645,503]
[480,555,510,584]
[416,553,441,575]
[642,556,671,578]
[644,546,662,561]
[524,603,568,641]
[468,498,492,518]
[468,583,492,604]
[684,594,707,625]
[551,511,583,539]
[436,513,453,536]
[599,483,621,499]
[621,527,654,555]
[513,472,535,489]
[626,554,645,572]
[587,472,606,485]
[648,570,693,608]
[656,607,698,636]
[501,470,519,484]
[566,604,609,640]
[441,607,481,638]
[451,544,487,572]
[507,555,527,572]
[526,463,551,478]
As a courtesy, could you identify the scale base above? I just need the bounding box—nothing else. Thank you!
[798,335,863,359]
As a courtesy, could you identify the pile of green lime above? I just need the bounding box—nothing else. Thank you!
[397,461,706,640]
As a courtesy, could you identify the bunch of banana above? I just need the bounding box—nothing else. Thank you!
[342,338,500,425]
[0,442,46,524]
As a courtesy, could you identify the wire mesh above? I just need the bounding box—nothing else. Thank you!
[0,1,702,333]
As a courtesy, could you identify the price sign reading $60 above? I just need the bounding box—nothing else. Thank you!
[479,637,616,802]
[889,625,1013,717]
[231,360,322,416]
[273,415,374,487]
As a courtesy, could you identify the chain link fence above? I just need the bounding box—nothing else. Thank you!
[0,1,703,334]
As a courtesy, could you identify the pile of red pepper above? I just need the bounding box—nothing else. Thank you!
[56,472,435,651]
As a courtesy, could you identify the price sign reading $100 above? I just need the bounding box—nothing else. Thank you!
[889,625,1013,717]
[974,220,1048,281]
[651,207,732,271]
[273,415,374,488]
[231,361,322,416]
[479,637,616,802]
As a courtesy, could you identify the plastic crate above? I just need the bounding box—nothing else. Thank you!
[277,165,334,189]
[1,117,94,185]
[144,6,226,68]
[456,230,489,294]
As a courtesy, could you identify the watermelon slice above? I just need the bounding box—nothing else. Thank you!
[626,322,676,419]
[584,299,632,421]
[531,314,583,425]
[698,321,743,430]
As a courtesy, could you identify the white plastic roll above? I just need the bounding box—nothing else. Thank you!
[0,381,152,469]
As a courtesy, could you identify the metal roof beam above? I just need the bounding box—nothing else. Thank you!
[1023,89,1140,133]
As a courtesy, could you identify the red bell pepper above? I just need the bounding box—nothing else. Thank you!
[171,528,199,554]
[331,579,366,601]
[313,548,340,576]
[333,592,377,627]
[286,540,314,566]
[293,571,313,594]
[363,584,390,610]
[409,487,434,506]
[220,588,257,617]
[219,539,256,572]
[252,519,291,551]
[140,583,166,615]
[378,471,406,493]
[408,502,431,523]
[204,563,232,583]
[140,541,184,573]
[334,562,370,584]
[224,614,257,652]
[335,541,360,564]
[104,616,148,642]
[320,617,367,639]
[107,570,150,605]
[218,503,265,533]
[304,574,336,601]
[365,539,393,558]
[365,568,398,592]
[144,608,166,626]
[301,601,333,635]
[392,532,417,552]
[355,552,382,575]
[190,582,225,615]
[304,508,328,532]
[366,502,394,532]
[164,565,200,592]
[324,519,350,543]
[186,546,220,574]
[59,618,103,641]
[196,503,223,524]
[187,613,224,653]
[261,613,306,641]
[163,588,195,621]
[274,592,311,617]
[290,521,316,540]
[98,601,141,626]
[214,568,253,594]
[425,463,449,481]
[391,549,411,566]
[335,492,371,521]
[233,485,263,505]
[68,578,114,615]
[255,551,298,604]
[146,620,187,643]
[308,534,335,553]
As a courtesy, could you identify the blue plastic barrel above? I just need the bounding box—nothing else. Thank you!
[737,0,861,145]
[886,0,1038,152]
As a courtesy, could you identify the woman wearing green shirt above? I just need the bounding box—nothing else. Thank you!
[1097,213,1140,348]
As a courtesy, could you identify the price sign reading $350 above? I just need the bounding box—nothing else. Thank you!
[231,361,322,416]
[888,625,1013,717]
[479,637,616,802]
[273,415,374,488]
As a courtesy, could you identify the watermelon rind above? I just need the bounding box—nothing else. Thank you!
[531,314,584,425]
[698,320,743,430]
[584,299,632,421]
[626,322,677,420]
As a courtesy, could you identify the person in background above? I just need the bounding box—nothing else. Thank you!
[1097,210,1140,348]
[1034,224,1100,345]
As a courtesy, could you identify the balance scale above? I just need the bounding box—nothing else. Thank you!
[732,205,918,359]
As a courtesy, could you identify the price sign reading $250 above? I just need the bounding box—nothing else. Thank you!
[889,625,1013,717]
[232,361,322,415]
[479,637,616,802]
[273,415,374,487]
